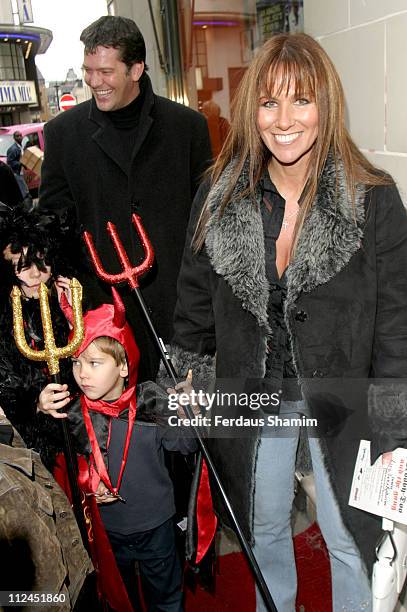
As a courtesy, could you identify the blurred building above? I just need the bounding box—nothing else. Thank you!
[0,0,52,125]
[105,1,303,119]
[104,1,407,199]
[47,69,91,117]
[305,0,407,201]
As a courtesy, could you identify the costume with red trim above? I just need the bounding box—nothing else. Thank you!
[63,289,197,611]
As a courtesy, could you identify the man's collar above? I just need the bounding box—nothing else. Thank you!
[88,72,154,126]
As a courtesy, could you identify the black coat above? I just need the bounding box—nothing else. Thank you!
[0,161,22,207]
[39,75,211,381]
[164,156,407,574]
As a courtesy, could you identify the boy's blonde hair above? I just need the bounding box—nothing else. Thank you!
[93,336,126,366]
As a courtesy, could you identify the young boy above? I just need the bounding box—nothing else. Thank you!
[38,288,197,612]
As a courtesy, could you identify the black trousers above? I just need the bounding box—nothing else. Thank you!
[108,518,183,612]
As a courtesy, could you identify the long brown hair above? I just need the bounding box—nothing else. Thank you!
[194,32,390,252]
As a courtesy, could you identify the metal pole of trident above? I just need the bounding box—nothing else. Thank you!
[83,214,277,612]
[11,279,89,549]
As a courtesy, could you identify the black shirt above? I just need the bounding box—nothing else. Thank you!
[99,415,196,534]
[105,76,146,175]
[260,171,301,400]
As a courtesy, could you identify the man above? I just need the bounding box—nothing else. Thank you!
[6,131,29,198]
[39,16,211,382]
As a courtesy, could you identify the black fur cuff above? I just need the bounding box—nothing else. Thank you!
[368,383,407,438]
[156,344,215,391]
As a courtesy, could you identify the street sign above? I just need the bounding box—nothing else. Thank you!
[59,93,77,111]
[17,0,33,24]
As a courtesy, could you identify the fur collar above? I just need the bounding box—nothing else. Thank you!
[205,156,365,328]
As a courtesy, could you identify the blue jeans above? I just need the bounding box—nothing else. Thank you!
[253,402,372,612]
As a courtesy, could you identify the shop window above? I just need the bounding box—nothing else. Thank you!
[0,43,26,80]
[22,132,40,149]
[175,0,303,155]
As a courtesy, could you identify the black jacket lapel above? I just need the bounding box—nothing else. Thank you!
[204,156,366,327]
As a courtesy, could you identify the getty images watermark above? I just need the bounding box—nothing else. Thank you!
[167,389,318,429]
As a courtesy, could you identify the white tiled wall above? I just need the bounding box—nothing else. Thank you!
[109,0,167,97]
[304,0,407,201]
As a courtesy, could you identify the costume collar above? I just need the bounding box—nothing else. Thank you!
[205,155,366,329]
[66,287,140,494]
[80,393,136,495]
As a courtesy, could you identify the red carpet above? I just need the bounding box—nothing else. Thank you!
[295,523,332,612]
[184,523,332,611]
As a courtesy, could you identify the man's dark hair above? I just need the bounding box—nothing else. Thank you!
[80,16,147,70]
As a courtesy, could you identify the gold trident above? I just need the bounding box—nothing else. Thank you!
[11,278,84,375]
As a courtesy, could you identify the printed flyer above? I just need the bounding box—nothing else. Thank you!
[349,440,407,524]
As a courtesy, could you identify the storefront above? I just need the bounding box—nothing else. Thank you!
[108,1,302,114]
[0,25,52,126]
[174,0,303,115]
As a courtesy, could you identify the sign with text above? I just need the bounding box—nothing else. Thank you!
[0,81,37,106]
[349,440,407,524]
[17,0,33,24]
[256,0,304,42]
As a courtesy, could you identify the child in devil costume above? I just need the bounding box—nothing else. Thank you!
[0,203,77,470]
[38,288,197,612]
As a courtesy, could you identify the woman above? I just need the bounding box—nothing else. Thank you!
[165,33,407,611]
[0,204,77,469]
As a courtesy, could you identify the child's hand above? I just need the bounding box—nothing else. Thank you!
[37,383,71,419]
[56,276,73,312]
[55,276,72,303]
[56,276,74,329]
[94,481,118,505]
[167,369,202,420]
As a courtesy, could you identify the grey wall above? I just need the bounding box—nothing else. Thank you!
[305,0,407,200]
[107,0,167,96]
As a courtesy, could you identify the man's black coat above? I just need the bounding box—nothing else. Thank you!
[39,75,211,380]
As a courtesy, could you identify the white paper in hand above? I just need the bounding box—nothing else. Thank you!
[349,440,407,524]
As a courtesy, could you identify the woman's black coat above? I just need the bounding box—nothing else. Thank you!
[165,156,407,574]
[38,75,211,381]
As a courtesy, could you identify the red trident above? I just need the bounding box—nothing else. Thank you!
[83,215,277,611]
[84,213,177,381]
[83,214,154,290]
